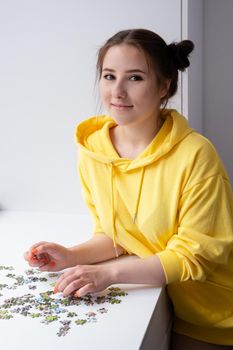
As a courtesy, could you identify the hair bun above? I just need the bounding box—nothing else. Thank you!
[168,40,194,71]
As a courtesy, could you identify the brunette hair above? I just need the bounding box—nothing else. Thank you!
[96,28,194,106]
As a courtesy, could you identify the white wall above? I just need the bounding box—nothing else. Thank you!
[0,0,182,213]
[203,0,233,185]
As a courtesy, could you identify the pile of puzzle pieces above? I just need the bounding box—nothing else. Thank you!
[0,265,128,337]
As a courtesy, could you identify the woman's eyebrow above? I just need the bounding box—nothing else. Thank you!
[102,68,146,74]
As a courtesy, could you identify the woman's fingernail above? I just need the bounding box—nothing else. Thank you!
[73,291,79,298]
[53,287,58,294]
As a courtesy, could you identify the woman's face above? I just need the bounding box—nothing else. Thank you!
[99,44,168,126]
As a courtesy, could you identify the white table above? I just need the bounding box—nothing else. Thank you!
[0,211,172,350]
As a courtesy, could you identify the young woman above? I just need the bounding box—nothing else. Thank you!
[24,29,233,349]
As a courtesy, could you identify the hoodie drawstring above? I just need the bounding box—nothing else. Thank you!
[133,167,145,224]
[109,163,145,257]
[109,162,119,258]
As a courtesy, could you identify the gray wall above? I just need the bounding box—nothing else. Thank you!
[203,0,233,185]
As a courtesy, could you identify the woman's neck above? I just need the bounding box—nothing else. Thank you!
[110,111,164,159]
[115,112,163,148]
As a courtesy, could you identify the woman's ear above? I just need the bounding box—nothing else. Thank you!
[159,79,171,99]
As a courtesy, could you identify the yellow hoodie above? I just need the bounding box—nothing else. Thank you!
[76,109,233,345]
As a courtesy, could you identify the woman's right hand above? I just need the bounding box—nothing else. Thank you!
[24,241,71,272]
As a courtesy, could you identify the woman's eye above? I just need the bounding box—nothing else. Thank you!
[103,74,115,80]
[102,74,142,81]
[129,75,143,81]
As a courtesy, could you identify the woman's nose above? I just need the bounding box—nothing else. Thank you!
[112,81,127,99]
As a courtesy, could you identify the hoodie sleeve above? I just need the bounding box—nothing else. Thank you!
[157,172,233,284]
[78,162,104,235]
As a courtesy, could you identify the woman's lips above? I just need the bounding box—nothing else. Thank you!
[111,103,133,110]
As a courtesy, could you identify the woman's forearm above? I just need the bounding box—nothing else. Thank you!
[109,255,166,286]
[68,233,124,266]
[66,236,166,288]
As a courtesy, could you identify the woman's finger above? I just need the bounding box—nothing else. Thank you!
[27,259,44,268]
[31,243,56,256]
[55,265,80,287]
[24,251,30,261]
[25,250,36,261]
[38,260,57,272]
[62,277,85,297]
[24,250,43,265]
[55,272,78,293]
[29,241,49,251]
[26,242,48,261]
[76,283,95,298]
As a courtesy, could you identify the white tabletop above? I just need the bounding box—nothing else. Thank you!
[0,211,172,350]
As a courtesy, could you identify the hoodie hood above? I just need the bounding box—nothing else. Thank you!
[76,109,194,256]
[76,109,193,172]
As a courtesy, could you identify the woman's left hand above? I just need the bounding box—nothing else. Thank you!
[54,264,114,298]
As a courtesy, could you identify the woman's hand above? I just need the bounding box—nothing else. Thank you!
[54,264,114,297]
[24,241,72,271]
